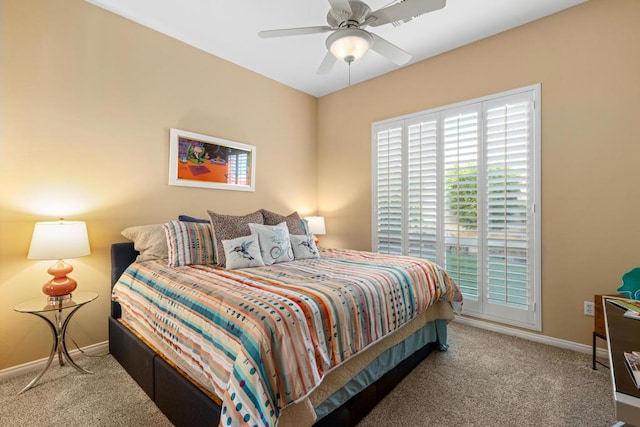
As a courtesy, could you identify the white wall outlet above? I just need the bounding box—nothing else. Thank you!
[584,301,595,316]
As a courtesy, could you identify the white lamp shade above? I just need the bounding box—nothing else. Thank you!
[305,216,326,236]
[327,28,373,62]
[28,221,91,260]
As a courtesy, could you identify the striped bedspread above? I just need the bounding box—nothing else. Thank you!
[112,248,461,427]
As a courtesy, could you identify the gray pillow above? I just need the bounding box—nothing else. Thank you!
[261,209,306,235]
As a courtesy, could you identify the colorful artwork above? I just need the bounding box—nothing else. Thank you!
[169,129,256,191]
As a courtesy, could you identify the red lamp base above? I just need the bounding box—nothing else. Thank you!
[42,259,77,304]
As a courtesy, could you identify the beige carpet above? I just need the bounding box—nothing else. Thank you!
[360,322,616,427]
[0,352,172,427]
[0,322,616,426]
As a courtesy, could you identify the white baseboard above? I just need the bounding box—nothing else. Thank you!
[453,316,609,360]
[0,341,109,382]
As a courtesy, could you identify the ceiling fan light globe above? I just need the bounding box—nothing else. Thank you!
[327,28,372,62]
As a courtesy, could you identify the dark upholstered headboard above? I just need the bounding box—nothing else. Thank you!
[110,242,138,318]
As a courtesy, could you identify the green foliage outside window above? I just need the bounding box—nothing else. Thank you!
[446,163,525,230]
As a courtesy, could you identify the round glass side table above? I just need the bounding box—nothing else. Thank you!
[14,291,98,394]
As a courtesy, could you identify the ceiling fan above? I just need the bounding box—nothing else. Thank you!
[258,0,446,74]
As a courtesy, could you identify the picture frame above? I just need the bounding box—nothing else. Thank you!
[169,128,256,192]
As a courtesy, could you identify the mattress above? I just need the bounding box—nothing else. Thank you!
[112,248,461,426]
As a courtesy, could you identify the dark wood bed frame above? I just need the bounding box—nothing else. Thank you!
[109,242,442,426]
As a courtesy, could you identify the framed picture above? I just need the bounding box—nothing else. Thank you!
[169,128,256,192]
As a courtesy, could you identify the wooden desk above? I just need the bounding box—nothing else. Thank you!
[604,297,640,426]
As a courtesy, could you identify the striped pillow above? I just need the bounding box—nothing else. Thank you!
[163,220,215,267]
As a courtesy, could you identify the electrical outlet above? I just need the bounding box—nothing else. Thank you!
[584,301,595,316]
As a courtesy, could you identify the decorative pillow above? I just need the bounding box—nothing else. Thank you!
[163,220,215,267]
[222,235,265,270]
[121,224,168,262]
[178,214,209,224]
[290,234,321,260]
[249,222,294,266]
[208,210,264,268]
[261,209,306,235]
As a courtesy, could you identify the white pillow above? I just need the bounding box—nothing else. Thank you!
[248,222,294,266]
[290,234,320,260]
[222,235,265,269]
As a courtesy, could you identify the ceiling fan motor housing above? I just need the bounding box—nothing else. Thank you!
[327,0,371,28]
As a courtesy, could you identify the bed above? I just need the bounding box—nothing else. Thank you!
[109,240,461,427]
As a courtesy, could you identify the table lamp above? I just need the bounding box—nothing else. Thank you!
[27,220,91,304]
[304,216,326,244]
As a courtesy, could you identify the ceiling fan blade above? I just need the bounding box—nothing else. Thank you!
[366,0,446,27]
[258,26,333,38]
[317,51,337,74]
[328,0,352,14]
[370,33,412,65]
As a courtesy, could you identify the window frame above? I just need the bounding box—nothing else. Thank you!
[371,84,541,331]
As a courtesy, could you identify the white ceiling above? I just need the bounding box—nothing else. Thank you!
[86,0,588,97]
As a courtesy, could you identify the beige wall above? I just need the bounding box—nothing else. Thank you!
[317,0,640,345]
[0,0,317,370]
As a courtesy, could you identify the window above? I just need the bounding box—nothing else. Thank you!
[372,85,540,330]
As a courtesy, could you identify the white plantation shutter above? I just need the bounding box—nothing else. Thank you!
[373,85,540,330]
[406,116,438,261]
[442,108,481,313]
[482,93,536,324]
[375,123,403,255]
